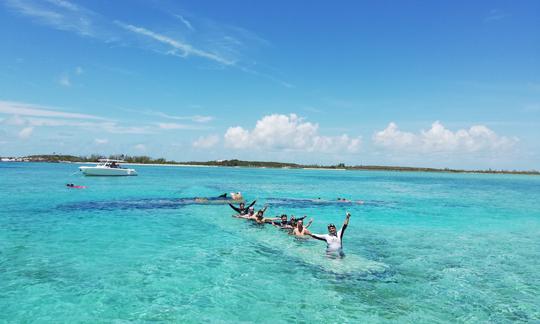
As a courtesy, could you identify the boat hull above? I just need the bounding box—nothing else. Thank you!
[79,166,137,176]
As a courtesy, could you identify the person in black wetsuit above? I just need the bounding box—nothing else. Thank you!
[228,200,256,215]
[288,215,307,227]
[272,214,293,230]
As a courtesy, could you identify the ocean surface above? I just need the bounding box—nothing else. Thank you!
[1,162,539,323]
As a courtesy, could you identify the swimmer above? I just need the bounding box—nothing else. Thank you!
[291,218,313,237]
[228,200,256,215]
[230,192,243,201]
[289,215,306,227]
[310,212,351,257]
[252,205,277,224]
[272,214,293,230]
[233,206,256,220]
[66,183,86,189]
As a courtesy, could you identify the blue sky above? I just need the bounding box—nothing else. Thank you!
[1,0,539,169]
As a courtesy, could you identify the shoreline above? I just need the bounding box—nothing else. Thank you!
[44,161,540,175]
[2,155,538,175]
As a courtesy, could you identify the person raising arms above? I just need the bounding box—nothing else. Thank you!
[228,200,256,215]
[232,206,256,220]
[253,206,278,224]
[291,218,313,237]
[310,212,351,257]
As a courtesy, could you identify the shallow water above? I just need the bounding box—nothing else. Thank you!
[1,162,539,322]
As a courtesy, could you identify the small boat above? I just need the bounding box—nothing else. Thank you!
[79,159,137,176]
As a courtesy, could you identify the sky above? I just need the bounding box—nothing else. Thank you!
[1,0,539,170]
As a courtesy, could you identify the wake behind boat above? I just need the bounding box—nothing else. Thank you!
[79,159,137,176]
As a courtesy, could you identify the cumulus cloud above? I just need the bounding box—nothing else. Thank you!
[373,121,517,153]
[224,114,361,153]
[18,126,33,139]
[192,135,219,149]
[94,138,108,145]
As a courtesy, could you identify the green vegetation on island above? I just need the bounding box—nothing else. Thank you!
[2,154,538,175]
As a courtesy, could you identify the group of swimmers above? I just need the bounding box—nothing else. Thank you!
[228,200,351,257]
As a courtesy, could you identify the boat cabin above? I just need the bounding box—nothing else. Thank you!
[97,159,125,168]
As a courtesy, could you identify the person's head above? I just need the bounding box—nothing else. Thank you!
[240,202,245,209]
[280,214,287,223]
[327,223,337,235]
[290,216,297,226]
[256,210,264,219]
[248,207,255,215]
[297,219,304,229]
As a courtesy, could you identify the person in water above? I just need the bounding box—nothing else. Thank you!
[233,206,256,220]
[272,214,293,230]
[310,212,351,257]
[229,200,256,215]
[288,215,307,227]
[66,183,86,189]
[291,218,313,237]
[253,208,278,224]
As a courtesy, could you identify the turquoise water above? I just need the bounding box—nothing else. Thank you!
[1,162,539,322]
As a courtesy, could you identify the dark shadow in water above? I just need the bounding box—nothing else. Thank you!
[57,197,243,212]
[58,197,400,214]
[267,197,399,210]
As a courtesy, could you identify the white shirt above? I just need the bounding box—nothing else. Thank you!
[313,229,344,252]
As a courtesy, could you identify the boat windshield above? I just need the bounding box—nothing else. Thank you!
[97,161,122,168]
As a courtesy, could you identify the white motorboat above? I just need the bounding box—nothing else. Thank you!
[79,159,137,176]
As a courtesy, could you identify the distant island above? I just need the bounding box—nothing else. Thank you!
[1,154,538,175]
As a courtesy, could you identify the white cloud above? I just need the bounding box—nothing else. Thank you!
[3,115,27,126]
[0,101,169,134]
[59,74,71,87]
[484,9,509,22]
[6,1,290,87]
[45,0,79,12]
[152,111,213,123]
[373,121,517,153]
[0,100,104,120]
[6,0,94,36]
[174,14,194,31]
[193,135,219,149]
[18,126,33,139]
[75,66,83,75]
[116,22,235,66]
[224,114,361,153]
[94,138,108,145]
[134,144,146,151]
[372,122,416,148]
[156,122,205,130]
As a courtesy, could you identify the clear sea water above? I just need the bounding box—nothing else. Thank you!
[1,162,539,323]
